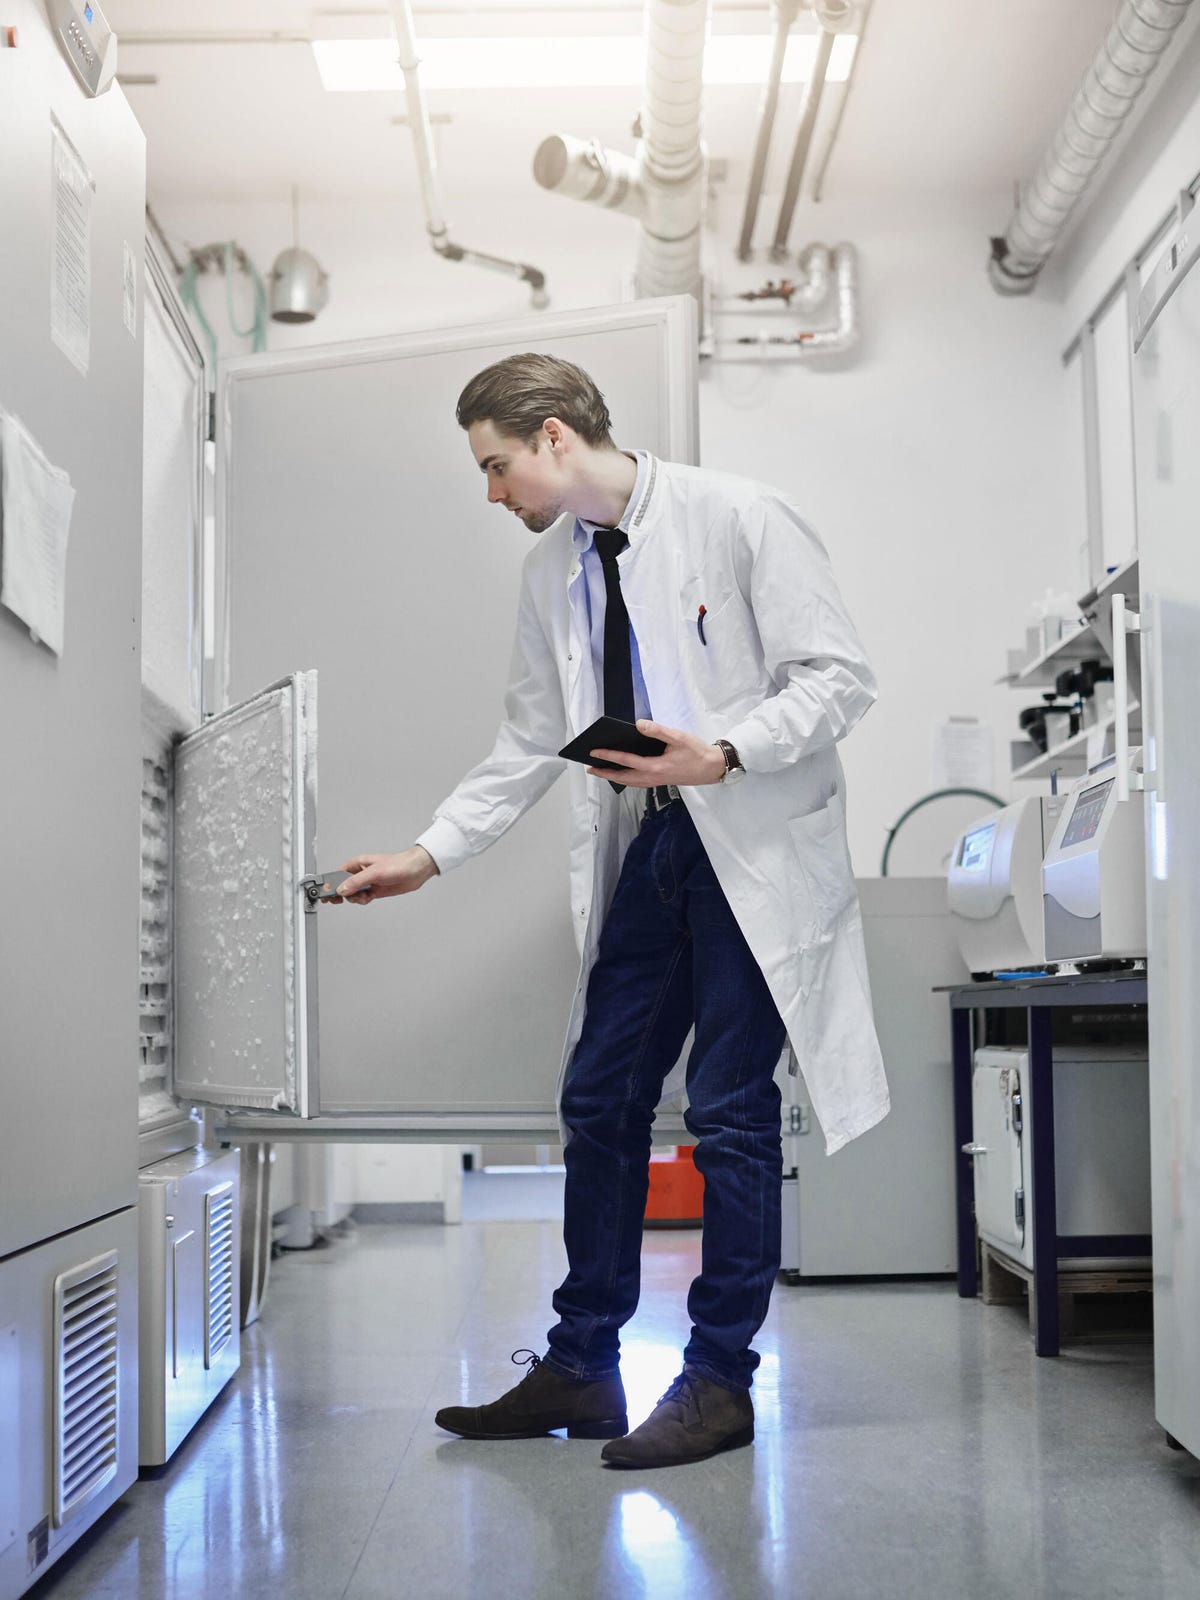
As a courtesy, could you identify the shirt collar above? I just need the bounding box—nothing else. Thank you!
[572,450,651,552]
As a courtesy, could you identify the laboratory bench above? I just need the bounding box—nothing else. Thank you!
[941,969,1149,1356]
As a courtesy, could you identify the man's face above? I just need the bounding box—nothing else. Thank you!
[467,419,568,534]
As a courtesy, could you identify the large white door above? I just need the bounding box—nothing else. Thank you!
[185,299,696,1141]
[1132,230,1200,1454]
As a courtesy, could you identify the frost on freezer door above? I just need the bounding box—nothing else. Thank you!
[174,688,301,1109]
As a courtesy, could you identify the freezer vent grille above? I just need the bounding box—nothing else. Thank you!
[139,747,174,1100]
[205,1183,236,1367]
[53,1251,120,1527]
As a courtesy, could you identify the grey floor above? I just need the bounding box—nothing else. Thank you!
[32,1196,1200,1600]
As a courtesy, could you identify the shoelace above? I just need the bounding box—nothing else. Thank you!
[511,1348,542,1382]
[657,1370,698,1410]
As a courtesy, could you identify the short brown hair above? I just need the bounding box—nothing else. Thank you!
[456,353,615,447]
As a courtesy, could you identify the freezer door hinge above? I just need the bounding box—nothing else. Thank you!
[788,1104,810,1135]
[1015,1190,1025,1232]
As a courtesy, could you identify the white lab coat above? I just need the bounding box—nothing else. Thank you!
[418,456,890,1155]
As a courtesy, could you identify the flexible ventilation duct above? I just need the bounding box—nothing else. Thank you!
[989,0,1194,294]
[534,0,710,300]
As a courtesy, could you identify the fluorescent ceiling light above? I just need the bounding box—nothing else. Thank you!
[311,32,856,92]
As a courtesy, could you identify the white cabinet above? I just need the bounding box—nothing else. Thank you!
[138,1147,242,1467]
[781,879,965,1278]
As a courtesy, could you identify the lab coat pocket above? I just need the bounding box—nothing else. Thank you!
[681,592,740,710]
[787,792,856,940]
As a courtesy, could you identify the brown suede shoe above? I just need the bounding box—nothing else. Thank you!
[600,1367,754,1468]
[435,1350,628,1441]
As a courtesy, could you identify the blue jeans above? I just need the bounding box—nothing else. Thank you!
[545,800,787,1392]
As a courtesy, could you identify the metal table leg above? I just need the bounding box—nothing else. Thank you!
[1027,1005,1059,1356]
[952,1006,977,1297]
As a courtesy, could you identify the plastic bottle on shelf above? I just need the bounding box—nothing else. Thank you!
[1025,587,1083,662]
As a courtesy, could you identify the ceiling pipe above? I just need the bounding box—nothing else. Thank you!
[989,0,1194,295]
[533,0,711,302]
[722,241,858,352]
[736,0,801,261]
[770,24,835,260]
[388,0,550,307]
[721,241,834,309]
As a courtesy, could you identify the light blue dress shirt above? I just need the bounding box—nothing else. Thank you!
[572,450,653,724]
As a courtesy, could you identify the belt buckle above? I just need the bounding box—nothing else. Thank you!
[647,784,680,816]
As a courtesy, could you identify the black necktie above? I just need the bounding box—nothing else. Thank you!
[593,527,635,726]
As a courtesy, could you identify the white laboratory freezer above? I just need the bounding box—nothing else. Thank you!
[971,1046,1151,1273]
[780,877,967,1279]
[1132,211,1200,1457]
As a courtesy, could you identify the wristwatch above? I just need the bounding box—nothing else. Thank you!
[715,740,746,784]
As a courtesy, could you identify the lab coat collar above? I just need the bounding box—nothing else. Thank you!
[572,450,656,551]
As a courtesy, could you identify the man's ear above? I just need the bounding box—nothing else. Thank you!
[542,417,567,451]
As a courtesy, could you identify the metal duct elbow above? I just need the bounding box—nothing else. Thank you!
[989,0,1193,294]
[792,243,833,312]
[801,243,858,352]
[532,135,646,218]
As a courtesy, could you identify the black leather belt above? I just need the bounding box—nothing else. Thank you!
[645,784,682,817]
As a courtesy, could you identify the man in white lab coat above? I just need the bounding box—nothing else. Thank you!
[331,353,889,1469]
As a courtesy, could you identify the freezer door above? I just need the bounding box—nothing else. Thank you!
[210,299,697,1139]
[1132,231,1200,1455]
[172,673,319,1114]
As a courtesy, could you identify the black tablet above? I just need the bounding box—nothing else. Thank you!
[558,716,666,771]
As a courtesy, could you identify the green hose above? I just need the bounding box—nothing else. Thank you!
[880,787,1006,877]
[177,241,268,366]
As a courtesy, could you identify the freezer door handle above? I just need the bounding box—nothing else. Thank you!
[1140,591,1165,799]
[961,1142,988,1157]
[1111,593,1143,802]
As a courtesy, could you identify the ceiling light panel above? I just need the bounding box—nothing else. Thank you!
[310,31,857,92]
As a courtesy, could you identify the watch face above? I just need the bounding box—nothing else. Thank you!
[724,763,747,783]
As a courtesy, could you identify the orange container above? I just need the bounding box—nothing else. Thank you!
[644,1146,704,1229]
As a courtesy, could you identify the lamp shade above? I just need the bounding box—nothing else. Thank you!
[268,247,329,323]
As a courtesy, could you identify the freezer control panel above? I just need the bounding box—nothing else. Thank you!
[49,0,118,96]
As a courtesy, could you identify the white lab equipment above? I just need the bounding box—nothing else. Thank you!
[137,1148,241,1467]
[780,878,965,1278]
[1132,212,1200,1458]
[970,1046,1151,1273]
[1041,751,1147,964]
[947,795,1066,975]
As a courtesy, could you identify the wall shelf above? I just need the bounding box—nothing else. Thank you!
[1009,621,1100,688]
[1011,704,1140,782]
[1081,554,1140,613]
[1003,554,1141,780]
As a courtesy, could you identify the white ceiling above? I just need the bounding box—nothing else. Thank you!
[106,0,1120,211]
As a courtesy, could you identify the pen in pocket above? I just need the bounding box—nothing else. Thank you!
[697,604,707,646]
